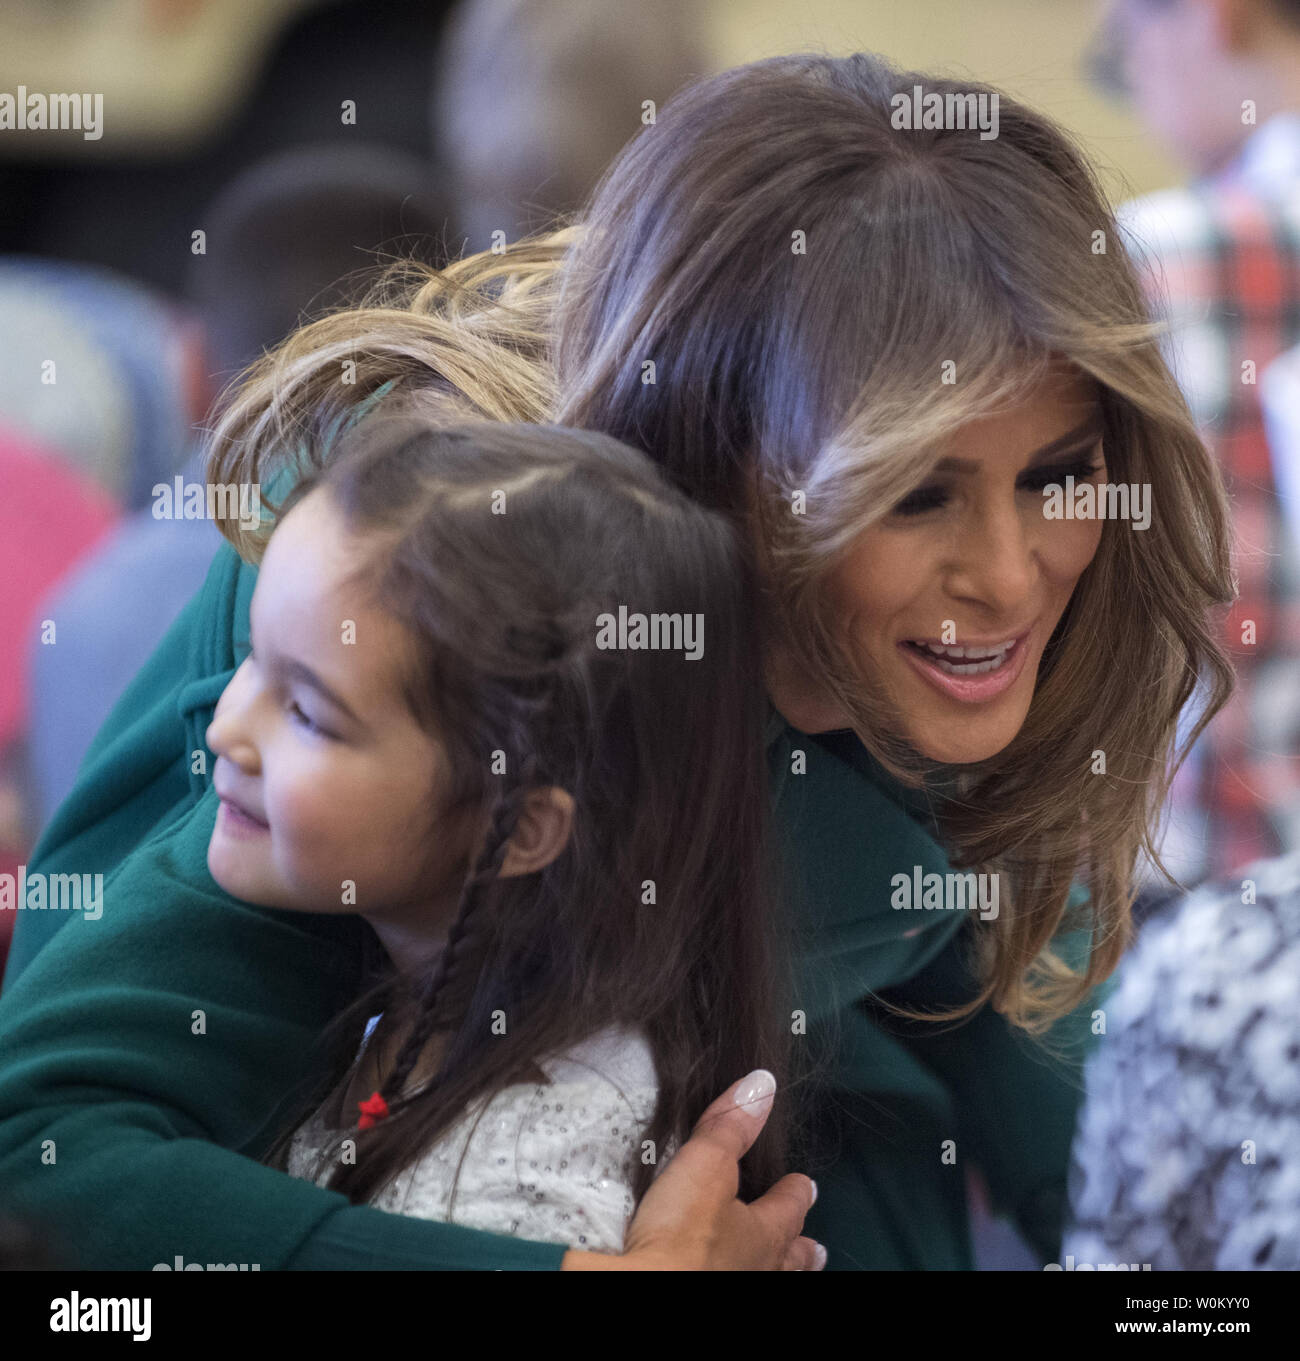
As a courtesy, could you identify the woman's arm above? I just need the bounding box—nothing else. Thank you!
[1,539,819,1270]
[1,554,231,990]
[0,786,820,1270]
[3,532,262,991]
[0,789,571,1270]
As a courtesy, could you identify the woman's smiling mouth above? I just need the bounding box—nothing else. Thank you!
[897,626,1034,704]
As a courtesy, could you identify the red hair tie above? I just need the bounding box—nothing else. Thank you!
[357,1092,389,1129]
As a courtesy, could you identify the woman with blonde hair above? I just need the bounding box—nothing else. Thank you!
[0,50,1234,1270]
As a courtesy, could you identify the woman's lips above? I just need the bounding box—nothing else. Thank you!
[896,628,1032,704]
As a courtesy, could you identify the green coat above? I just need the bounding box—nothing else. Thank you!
[0,539,1102,1269]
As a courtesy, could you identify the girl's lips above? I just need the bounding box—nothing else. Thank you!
[217,797,269,837]
[896,629,1032,705]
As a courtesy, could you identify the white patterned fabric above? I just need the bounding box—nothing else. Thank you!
[288,1024,667,1254]
[1065,852,1300,1269]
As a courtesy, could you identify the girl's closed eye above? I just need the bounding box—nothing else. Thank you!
[889,455,1105,517]
[288,697,337,740]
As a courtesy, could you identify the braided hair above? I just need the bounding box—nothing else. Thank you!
[380,757,539,1112]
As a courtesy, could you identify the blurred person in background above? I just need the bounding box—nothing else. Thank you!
[1063,0,1300,1272]
[23,142,449,834]
[433,0,709,248]
[0,0,711,288]
[1090,0,1300,895]
[0,261,190,898]
[0,261,192,507]
[1260,343,1300,854]
[0,0,451,292]
[0,430,118,969]
[1261,343,1300,557]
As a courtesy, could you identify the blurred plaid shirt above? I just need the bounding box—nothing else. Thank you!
[1119,114,1300,883]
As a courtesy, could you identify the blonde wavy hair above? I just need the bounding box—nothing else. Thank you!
[204,228,573,563]
[205,52,1237,1035]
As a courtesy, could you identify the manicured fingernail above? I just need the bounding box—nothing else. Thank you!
[813,1243,828,1270]
[810,1179,818,1205]
[733,1068,776,1118]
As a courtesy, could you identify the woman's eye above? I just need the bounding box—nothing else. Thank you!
[891,486,948,516]
[1019,458,1104,493]
[890,458,1105,517]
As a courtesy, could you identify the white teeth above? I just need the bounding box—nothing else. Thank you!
[908,638,1015,675]
[913,640,1013,660]
[930,654,1006,675]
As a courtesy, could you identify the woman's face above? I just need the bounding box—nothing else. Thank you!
[768,363,1108,764]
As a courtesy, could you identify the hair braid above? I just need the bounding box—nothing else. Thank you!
[379,759,539,1109]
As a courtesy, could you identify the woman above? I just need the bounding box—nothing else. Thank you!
[0,50,1235,1269]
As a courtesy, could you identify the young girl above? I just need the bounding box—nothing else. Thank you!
[202,413,798,1251]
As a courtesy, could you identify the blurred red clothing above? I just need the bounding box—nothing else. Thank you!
[0,426,118,969]
[0,426,120,749]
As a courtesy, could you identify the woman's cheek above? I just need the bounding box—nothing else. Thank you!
[1030,508,1097,578]
[830,533,918,629]
[1072,517,1105,577]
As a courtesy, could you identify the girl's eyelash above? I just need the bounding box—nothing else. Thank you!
[288,700,333,739]
[891,459,1105,516]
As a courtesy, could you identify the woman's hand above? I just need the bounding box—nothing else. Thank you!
[561,1070,825,1270]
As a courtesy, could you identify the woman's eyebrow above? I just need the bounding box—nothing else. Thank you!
[931,414,1106,475]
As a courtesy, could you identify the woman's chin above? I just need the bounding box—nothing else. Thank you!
[920,744,1003,765]
[905,717,1025,765]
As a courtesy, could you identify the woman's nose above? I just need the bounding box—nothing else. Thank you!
[945,498,1036,614]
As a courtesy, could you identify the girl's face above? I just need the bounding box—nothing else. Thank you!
[768,363,1108,764]
[205,490,472,964]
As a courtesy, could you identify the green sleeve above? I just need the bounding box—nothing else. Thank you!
[1,560,222,989]
[871,899,1111,1265]
[0,787,564,1270]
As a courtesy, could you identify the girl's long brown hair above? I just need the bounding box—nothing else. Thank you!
[258,417,800,1208]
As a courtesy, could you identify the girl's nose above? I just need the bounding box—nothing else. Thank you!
[206,710,260,772]
[206,667,261,772]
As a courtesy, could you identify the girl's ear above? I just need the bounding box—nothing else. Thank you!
[498,786,575,878]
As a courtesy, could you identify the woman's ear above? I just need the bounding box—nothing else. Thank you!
[498,786,575,878]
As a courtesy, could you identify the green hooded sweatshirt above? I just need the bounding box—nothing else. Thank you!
[0,537,1102,1270]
